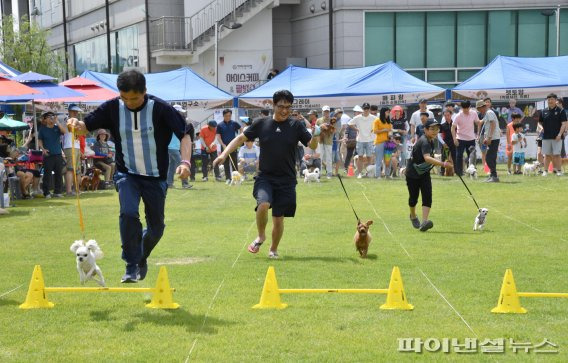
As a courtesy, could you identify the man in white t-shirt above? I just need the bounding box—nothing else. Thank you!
[348,102,375,178]
[410,98,434,143]
[238,139,260,177]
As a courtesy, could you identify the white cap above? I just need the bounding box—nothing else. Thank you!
[322,105,330,112]
[353,105,363,112]
[173,104,186,113]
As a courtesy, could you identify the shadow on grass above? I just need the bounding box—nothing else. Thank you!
[89,308,234,334]
[279,256,361,263]
[0,209,31,217]
[0,298,21,307]
[425,230,480,235]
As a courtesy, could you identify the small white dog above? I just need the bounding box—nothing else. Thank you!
[522,161,540,176]
[70,240,106,287]
[230,171,243,186]
[465,164,477,179]
[303,167,320,183]
[473,208,489,231]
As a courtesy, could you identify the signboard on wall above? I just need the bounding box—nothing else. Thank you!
[218,51,272,96]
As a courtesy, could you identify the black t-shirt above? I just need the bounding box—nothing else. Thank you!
[406,135,434,179]
[440,120,453,145]
[391,118,407,132]
[539,106,567,140]
[243,116,312,181]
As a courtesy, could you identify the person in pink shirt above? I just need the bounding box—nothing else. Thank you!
[451,100,480,176]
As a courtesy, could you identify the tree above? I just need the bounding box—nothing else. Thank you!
[0,15,65,79]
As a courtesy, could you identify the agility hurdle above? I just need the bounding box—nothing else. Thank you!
[19,265,179,310]
[253,266,413,310]
[492,269,568,314]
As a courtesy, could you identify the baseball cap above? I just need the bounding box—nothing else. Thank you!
[68,104,83,112]
[207,120,217,127]
[308,110,317,116]
[173,104,186,113]
[353,105,363,112]
[475,100,486,108]
[334,108,343,113]
[361,102,371,109]
[418,98,427,104]
[322,105,330,112]
[41,111,56,119]
[424,118,440,128]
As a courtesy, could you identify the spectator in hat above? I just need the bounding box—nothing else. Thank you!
[390,105,409,167]
[93,129,115,185]
[63,104,83,196]
[406,119,451,232]
[410,98,434,143]
[307,109,318,127]
[331,108,348,175]
[540,93,567,176]
[38,111,66,198]
[476,99,501,182]
[216,109,241,184]
[348,102,375,178]
[200,120,222,181]
[451,100,480,176]
[67,70,191,283]
[316,105,334,178]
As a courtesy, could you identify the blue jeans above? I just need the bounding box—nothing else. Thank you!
[114,172,168,268]
[167,149,181,186]
[374,142,385,177]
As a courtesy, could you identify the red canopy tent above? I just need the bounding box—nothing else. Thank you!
[36,76,118,103]
[0,75,41,96]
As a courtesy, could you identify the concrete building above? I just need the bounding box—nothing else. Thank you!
[3,0,567,92]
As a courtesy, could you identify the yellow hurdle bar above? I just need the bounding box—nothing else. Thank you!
[45,287,175,293]
[279,288,388,294]
[518,292,568,298]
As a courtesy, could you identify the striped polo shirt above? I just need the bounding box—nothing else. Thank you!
[84,94,186,180]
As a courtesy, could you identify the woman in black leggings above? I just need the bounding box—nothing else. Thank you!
[406,119,452,232]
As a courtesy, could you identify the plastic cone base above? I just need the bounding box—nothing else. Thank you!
[347,165,355,177]
[380,266,414,310]
[19,265,55,309]
[253,266,288,309]
[491,269,527,314]
[146,266,180,309]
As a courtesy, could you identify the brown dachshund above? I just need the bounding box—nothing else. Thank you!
[354,220,373,258]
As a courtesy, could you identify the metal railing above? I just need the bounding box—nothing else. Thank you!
[150,0,249,52]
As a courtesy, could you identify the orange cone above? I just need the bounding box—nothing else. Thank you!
[347,165,354,177]
[548,162,554,172]
[483,163,490,174]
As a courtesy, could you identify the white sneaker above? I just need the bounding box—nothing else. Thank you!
[556,171,563,176]
[542,171,547,177]
[268,251,279,259]
[326,175,332,180]
[226,179,231,185]
[357,173,363,179]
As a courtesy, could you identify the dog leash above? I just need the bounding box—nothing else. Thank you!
[456,173,481,210]
[336,174,360,222]
[71,127,86,237]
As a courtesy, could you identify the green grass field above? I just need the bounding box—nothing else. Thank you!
[1,169,567,362]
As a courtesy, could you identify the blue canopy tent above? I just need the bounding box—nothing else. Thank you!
[81,67,233,108]
[0,60,21,77]
[452,55,568,101]
[238,62,445,108]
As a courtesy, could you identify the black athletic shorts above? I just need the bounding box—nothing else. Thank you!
[253,175,297,217]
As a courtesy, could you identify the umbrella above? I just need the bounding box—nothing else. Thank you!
[36,76,118,104]
[11,71,56,82]
[0,76,41,97]
[0,60,21,77]
[0,115,30,131]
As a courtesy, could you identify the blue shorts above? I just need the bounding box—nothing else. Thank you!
[513,152,525,165]
[356,141,374,157]
[253,175,297,217]
[332,148,341,163]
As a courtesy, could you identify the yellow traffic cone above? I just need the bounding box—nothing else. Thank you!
[19,265,54,309]
[491,269,527,314]
[380,266,414,310]
[253,266,288,309]
[146,266,180,309]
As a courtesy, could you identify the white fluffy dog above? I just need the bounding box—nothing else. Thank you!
[465,164,477,179]
[230,171,243,186]
[70,240,106,287]
[303,167,320,183]
[522,161,540,176]
[473,208,489,231]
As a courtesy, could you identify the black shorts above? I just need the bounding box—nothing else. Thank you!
[253,175,297,217]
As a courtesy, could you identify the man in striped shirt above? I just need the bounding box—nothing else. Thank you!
[68,70,191,283]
